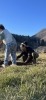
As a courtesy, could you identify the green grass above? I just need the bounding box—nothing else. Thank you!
[0,53,46,100]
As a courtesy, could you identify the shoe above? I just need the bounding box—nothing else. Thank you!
[2,64,8,68]
[10,64,16,67]
[2,64,6,68]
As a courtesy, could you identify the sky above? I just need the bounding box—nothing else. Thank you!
[0,0,46,36]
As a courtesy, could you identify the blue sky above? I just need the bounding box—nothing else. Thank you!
[0,0,46,36]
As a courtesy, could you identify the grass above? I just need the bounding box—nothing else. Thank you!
[0,52,46,100]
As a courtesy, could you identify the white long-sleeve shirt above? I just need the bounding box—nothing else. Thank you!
[0,29,16,45]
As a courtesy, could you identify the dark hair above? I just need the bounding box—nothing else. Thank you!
[23,41,28,45]
[0,24,5,30]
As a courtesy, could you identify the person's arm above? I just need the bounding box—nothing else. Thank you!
[24,53,31,64]
[16,52,23,60]
[24,47,34,64]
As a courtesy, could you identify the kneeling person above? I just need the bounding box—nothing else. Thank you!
[17,42,38,64]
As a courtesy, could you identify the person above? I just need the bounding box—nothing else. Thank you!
[16,41,39,64]
[0,24,17,67]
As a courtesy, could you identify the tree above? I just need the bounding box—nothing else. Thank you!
[40,39,45,46]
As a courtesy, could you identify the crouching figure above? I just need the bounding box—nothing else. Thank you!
[16,41,39,64]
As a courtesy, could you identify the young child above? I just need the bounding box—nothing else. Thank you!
[0,24,17,67]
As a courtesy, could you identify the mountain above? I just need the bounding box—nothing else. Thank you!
[0,29,46,51]
[32,29,46,41]
[12,29,46,49]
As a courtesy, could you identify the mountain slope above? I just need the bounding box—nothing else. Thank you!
[0,29,46,50]
[33,29,46,41]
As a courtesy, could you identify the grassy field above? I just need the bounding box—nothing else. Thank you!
[0,52,46,100]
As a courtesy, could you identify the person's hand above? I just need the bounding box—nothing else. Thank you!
[24,61,27,65]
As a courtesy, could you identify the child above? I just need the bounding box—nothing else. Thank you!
[0,24,17,67]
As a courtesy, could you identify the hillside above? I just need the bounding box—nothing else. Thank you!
[33,29,46,41]
[13,29,46,42]
[0,29,46,50]
[12,29,46,49]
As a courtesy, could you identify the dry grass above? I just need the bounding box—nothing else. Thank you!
[0,52,46,100]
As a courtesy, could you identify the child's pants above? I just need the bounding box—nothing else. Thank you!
[4,42,17,65]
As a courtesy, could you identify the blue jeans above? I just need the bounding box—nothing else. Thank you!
[4,42,17,65]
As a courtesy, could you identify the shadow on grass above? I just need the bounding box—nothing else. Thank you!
[0,60,33,67]
[0,60,12,67]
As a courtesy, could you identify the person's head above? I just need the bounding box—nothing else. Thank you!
[23,41,28,46]
[0,24,5,32]
[20,43,27,51]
